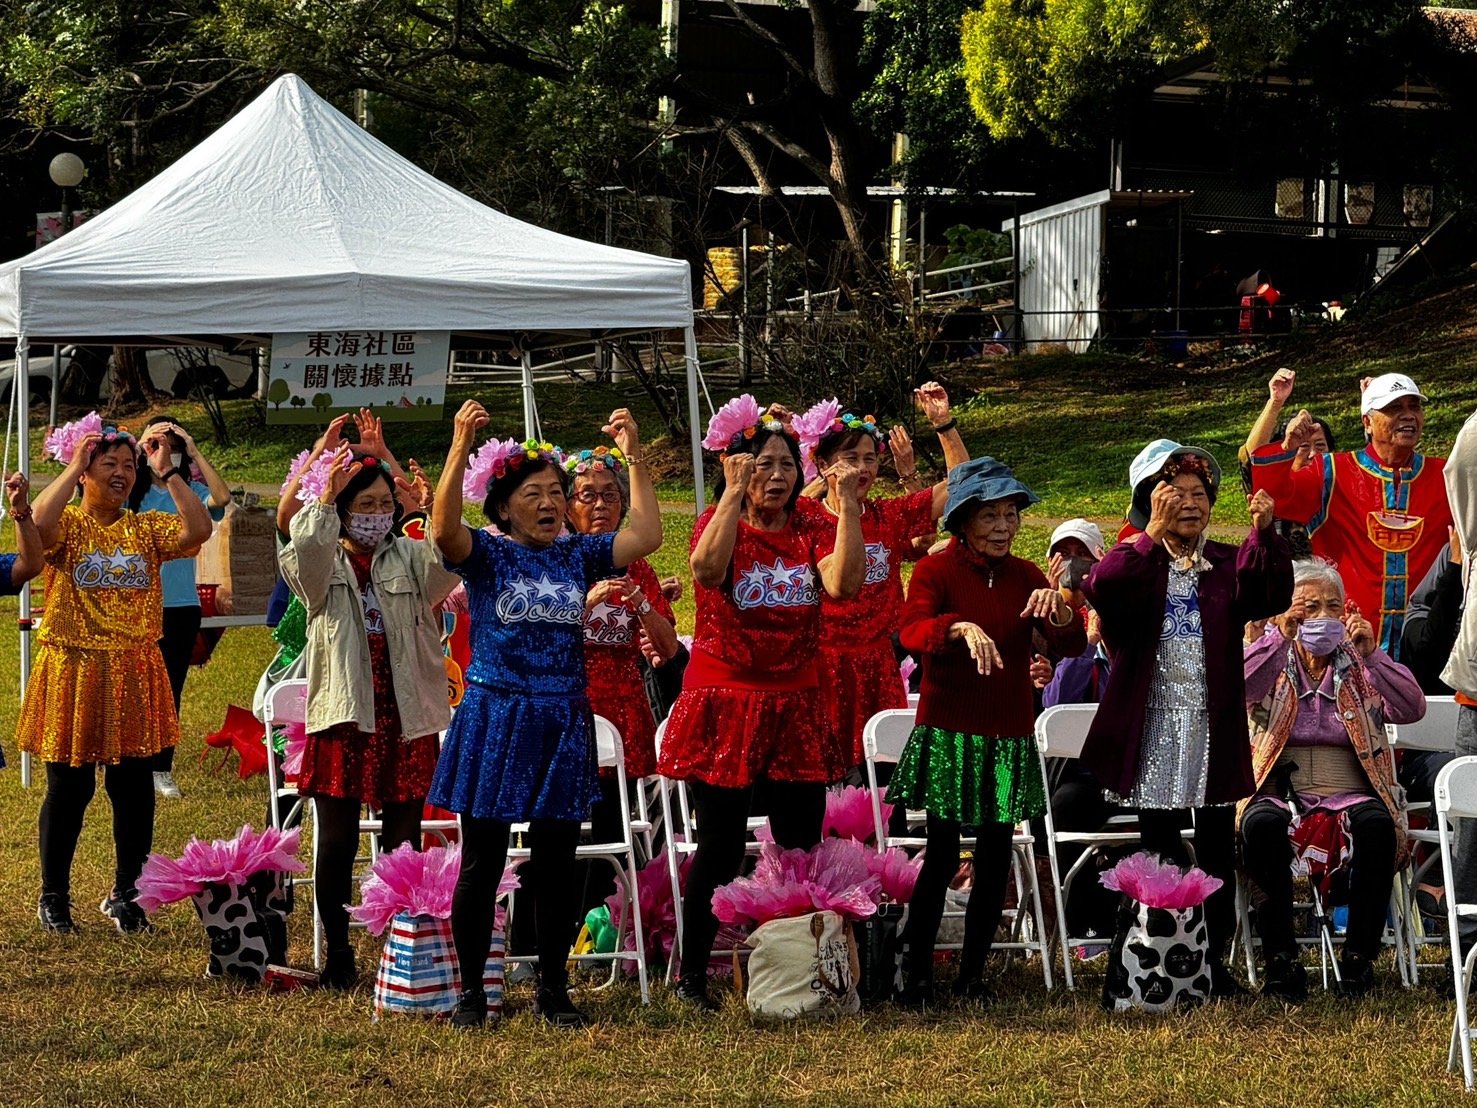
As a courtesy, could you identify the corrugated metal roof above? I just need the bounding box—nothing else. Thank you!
[1003,190,1191,231]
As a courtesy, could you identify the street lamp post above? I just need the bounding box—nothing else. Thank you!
[44,153,85,428]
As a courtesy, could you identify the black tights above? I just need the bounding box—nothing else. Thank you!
[150,605,201,773]
[452,817,582,995]
[900,818,1015,984]
[677,779,826,984]
[1138,805,1237,962]
[312,797,423,953]
[39,758,155,898]
[1242,798,1396,962]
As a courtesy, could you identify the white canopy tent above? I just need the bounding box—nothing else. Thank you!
[0,74,704,785]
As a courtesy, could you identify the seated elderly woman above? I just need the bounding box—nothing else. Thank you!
[1240,558,1423,999]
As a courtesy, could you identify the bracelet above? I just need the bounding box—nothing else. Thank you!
[161,467,186,483]
[931,419,957,435]
[897,470,918,481]
[625,457,645,466]
[10,506,32,522]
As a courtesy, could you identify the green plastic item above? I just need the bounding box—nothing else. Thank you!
[583,906,617,954]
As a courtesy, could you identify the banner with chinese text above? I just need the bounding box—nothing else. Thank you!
[265,330,450,424]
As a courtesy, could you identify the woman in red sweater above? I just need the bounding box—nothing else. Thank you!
[888,457,1086,1006]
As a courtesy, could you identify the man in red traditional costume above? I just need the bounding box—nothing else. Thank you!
[1249,372,1451,658]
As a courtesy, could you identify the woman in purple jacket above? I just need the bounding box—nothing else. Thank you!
[1080,439,1293,995]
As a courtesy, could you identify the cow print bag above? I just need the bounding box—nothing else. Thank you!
[1101,897,1212,1013]
[191,880,288,982]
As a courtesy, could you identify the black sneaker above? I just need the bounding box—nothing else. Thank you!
[99,890,151,934]
[534,986,589,1028]
[950,976,996,1006]
[319,947,358,991]
[1260,952,1308,1002]
[1337,951,1376,997]
[1208,960,1250,1000]
[450,988,487,1029]
[674,975,721,1013]
[38,893,76,934]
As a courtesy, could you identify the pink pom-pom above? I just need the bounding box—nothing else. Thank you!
[823,784,889,844]
[280,449,313,496]
[793,398,841,482]
[463,437,517,502]
[867,847,923,904]
[1100,850,1222,910]
[701,394,763,451]
[899,655,917,688]
[279,721,307,779]
[43,411,104,464]
[293,452,336,503]
[349,843,521,935]
[711,840,881,927]
[135,825,305,913]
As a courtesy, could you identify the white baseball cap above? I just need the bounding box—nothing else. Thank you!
[1049,518,1105,558]
[1360,373,1425,416]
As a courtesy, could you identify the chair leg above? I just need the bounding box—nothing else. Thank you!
[1022,843,1054,991]
[1044,840,1074,991]
[310,798,324,970]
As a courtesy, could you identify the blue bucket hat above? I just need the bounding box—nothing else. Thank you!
[1127,438,1221,530]
[943,456,1040,535]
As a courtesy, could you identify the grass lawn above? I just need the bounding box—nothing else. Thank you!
[3,283,1475,1103]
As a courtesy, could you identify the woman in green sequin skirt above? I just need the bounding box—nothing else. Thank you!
[887,457,1086,1006]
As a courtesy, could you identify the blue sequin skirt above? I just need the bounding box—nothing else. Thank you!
[429,683,599,822]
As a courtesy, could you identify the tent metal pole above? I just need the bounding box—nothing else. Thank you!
[684,327,705,514]
[17,334,32,788]
[520,349,538,441]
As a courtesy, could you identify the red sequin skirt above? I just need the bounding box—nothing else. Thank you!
[819,641,908,769]
[657,684,846,788]
[298,724,439,810]
[590,688,658,780]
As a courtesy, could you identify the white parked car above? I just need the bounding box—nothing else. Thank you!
[0,346,257,404]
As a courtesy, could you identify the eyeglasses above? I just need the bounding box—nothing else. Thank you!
[575,489,622,506]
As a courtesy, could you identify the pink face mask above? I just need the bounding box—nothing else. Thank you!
[346,511,394,548]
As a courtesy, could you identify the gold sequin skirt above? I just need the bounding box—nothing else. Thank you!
[15,643,180,767]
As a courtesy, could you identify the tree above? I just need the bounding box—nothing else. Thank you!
[266,377,291,409]
[289,394,306,408]
[311,392,333,413]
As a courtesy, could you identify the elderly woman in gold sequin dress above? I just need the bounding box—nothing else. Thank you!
[18,424,212,935]
[1080,439,1293,996]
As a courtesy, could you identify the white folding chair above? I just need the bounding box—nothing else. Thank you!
[1390,695,1461,984]
[863,708,1055,990]
[1435,756,1477,1090]
[504,716,651,1003]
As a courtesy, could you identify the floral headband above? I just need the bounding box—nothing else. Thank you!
[44,412,136,464]
[463,438,564,502]
[287,450,392,503]
[793,399,887,482]
[563,446,627,476]
[701,394,795,457]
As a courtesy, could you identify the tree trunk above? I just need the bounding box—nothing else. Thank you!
[110,346,154,409]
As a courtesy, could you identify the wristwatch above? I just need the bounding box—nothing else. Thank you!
[635,598,653,616]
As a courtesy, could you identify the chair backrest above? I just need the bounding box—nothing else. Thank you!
[1034,703,1098,759]
[863,708,917,764]
[593,714,623,771]
[1388,695,1461,753]
[1436,756,1477,821]
[263,678,308,727]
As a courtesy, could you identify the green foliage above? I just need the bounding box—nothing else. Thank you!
[940,223,1011,269]
[265,377,290,409]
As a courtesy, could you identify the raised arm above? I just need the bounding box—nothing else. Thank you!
[817,461,865,600]
[4,473,42,587]
[141,428,212,550]
[691,454,751,588]
[352,407,410,504]
[1233,489,1295,624]
[32,431,98,550]
[432,400,487,566]
[280,447,361,611]
[1246,409,1328,525]
[606,409,663,569]
[277,412,349,537]
[168,423,232,512]
[1243,369,1295,458]
[915,382,969,519]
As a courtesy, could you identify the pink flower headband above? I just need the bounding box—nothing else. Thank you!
[285,450,391,503]
[701,394,795,457]
[44,412,136,464]
[462,438,565,503]
[563,446,627,475]
[793,399,887,482]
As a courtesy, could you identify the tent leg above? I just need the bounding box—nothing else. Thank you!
[684,328,705,514]
[520,349,539,442]
[17,334,32,788]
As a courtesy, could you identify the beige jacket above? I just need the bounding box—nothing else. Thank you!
[279,501,458,738]
[1442,408,1477,698]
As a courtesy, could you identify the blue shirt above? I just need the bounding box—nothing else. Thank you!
[0,552,19,596]
[452,528,616,696]
[138,481,224,607]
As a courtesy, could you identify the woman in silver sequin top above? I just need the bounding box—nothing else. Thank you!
[1081,439,1293,997]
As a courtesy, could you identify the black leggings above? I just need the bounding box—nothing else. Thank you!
[39,758,155,898]
[901,818,1016,984]
[311,797,423,953]
[1241,798,1396,962]
[677,778,827,983]
[1138,805,1237,962]
[452,816,582,994]
[151,605,201,773]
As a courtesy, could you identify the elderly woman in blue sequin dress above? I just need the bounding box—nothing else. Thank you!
[1080,439,1293,996]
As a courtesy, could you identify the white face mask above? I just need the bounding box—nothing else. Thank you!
[169,452,184,471]
[346,511,395,548]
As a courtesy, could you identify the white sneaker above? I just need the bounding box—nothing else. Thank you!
[153,771,182,799]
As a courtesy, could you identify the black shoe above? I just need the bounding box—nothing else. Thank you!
[674,976,721,1013]
[950,976,996,1006]
[450,988,487,1029]
[894,972,937,1011]
[99,890,151,934]
[1208,960,1250,1000]
[38,893,76,934]
[1337,951,1376,997]
[534,986,589,1028]
[319,947,358,991]
[1260,952,1308,1002]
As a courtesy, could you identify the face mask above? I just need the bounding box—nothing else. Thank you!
[170,452,184,471]
[1297,617,1346,657]
[346,511,395,548]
